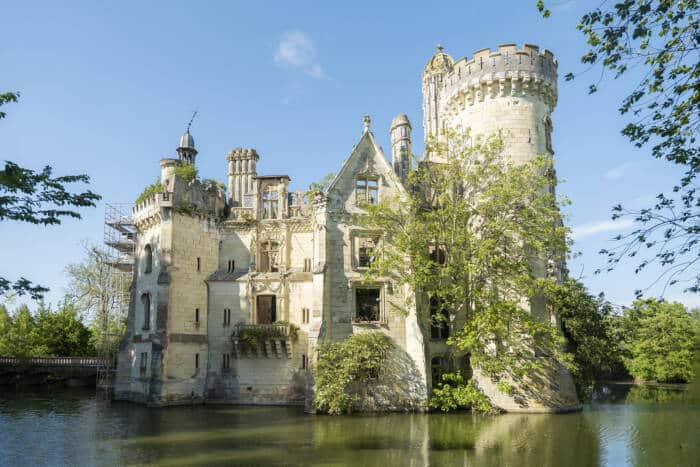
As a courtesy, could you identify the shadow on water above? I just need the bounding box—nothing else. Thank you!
[1,376,699,467]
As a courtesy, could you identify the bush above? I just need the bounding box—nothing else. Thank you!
[238,321,299,347]
[430,372,499,414]
[174,163,197,183]
[314,332,393,414]
[135,180,163,205]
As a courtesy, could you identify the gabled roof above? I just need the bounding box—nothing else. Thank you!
[326,129,407,196]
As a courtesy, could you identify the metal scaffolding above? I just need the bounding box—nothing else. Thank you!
[97,203,136,394]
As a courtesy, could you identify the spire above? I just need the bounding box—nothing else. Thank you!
[362,114,371,135]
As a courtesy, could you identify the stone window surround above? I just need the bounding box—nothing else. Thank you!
[349,280,386,324]
[355,175,379,205]
[349,230,381,271]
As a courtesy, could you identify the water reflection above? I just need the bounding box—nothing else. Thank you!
[0,383,698,466]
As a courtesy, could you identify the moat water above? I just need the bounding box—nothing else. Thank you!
[1,380,698,467]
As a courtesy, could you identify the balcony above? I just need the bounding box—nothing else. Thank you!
[231,323,297,359]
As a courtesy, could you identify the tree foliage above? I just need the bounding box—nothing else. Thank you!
[358,129,573,410]
[65,242,128,355]
[305,172,335,199]
[135,179,163,205]
[0,301,94,357]
[542,278,627,397]
[538,1,700,294]
[313,332,393,414]
[621,298,696,382]
[0,91,101,299]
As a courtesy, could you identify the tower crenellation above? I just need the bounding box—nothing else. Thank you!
[423,43,558,165]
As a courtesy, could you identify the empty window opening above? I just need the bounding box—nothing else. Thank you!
[143,244,153,274]
[302,354,307,369]
[430,296,450,340]
[356,177,378,205]
[302,308,310,324]
[141,293,151,330]
[197,257,201,272]
[262,189,279,219]
[355,288,380,322]
[140,352,148,378]
[259,241,279,272]
[223,308,231,326]
[195,308,200,324]
[358,237,377,268]
[303,258,312,272]
[431,356,446,385]
[195,353,199,370]
[222,353,230,370]
[227,260,235,273]
[256,295,277,324]
[429,245,446,265]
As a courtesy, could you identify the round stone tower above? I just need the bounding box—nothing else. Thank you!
[422,43,557,165]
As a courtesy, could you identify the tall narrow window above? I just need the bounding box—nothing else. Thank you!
[262,189,279,219]
[195,308,200,324]
[223,308,231,326]
[356,177,378,205]
[143,244,153,274]
[430,296,450,340]
[355,288,380,322]
[259,241,279,272]
[303,258,311,272]
[140,352,148,377]
[301,354,307,370]
[357,237,377,268]
[195,353,199,370]
[227,260,235,273]
[141,293,151,330]
[302,308,310,324]
[222,353,230,370]
[197,257,201,272]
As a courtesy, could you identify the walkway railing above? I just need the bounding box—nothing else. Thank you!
[0,357,107,367]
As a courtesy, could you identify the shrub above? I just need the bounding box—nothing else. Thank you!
[313,332,393,414]
[430,372,499,414]
[174,163,197,184]
[238,321,299,347]
[135,180,163,205]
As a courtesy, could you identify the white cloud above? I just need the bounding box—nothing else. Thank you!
[572,218,635,240]
[603,162,636,181]
[274,30,327,79]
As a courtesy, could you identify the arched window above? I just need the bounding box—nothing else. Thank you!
[141,293,151,331]
[144,244,153,274]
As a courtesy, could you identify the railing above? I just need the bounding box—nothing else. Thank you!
[0,357,107,367]
[231,323,291,339]
[230,207,254,221]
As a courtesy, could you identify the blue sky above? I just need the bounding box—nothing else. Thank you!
[2,1,695,310]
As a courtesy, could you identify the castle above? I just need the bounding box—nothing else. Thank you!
[114,44,579,412]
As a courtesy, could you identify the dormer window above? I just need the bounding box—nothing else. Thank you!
[356,177,378,205]
[262,190,279,219]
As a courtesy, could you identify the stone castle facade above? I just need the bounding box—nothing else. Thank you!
[114,44,579,412]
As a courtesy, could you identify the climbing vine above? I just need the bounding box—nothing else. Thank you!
[313,332,393,414]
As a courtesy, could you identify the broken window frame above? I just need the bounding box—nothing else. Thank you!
[355,176,378,205]
[354,287,382,323]
[258,240,280,273]
[262,189,279,219]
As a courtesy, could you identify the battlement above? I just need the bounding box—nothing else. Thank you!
[435,43,558,110]
[227,147,259,161]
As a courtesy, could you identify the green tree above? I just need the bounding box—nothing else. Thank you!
[622,298,695,382]
[542,278,626,397]
[32,300,94,357]
[0,91,101,299]
[358,129,572,410]
[537,1,700,294]
[65,241,128,355]
[0,304,43,357]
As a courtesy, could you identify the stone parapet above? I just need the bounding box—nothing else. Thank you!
[441,44,558,109]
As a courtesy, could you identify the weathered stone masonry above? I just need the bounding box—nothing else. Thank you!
[114,43,579,412]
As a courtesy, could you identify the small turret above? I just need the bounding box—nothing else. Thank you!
[422,45,454,142]
[390,113,412,183]
[176,129,198,164]
[227,147,259,207]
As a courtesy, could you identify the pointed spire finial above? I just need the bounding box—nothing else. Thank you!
[186,110,198,133]
[362,114,371,134]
